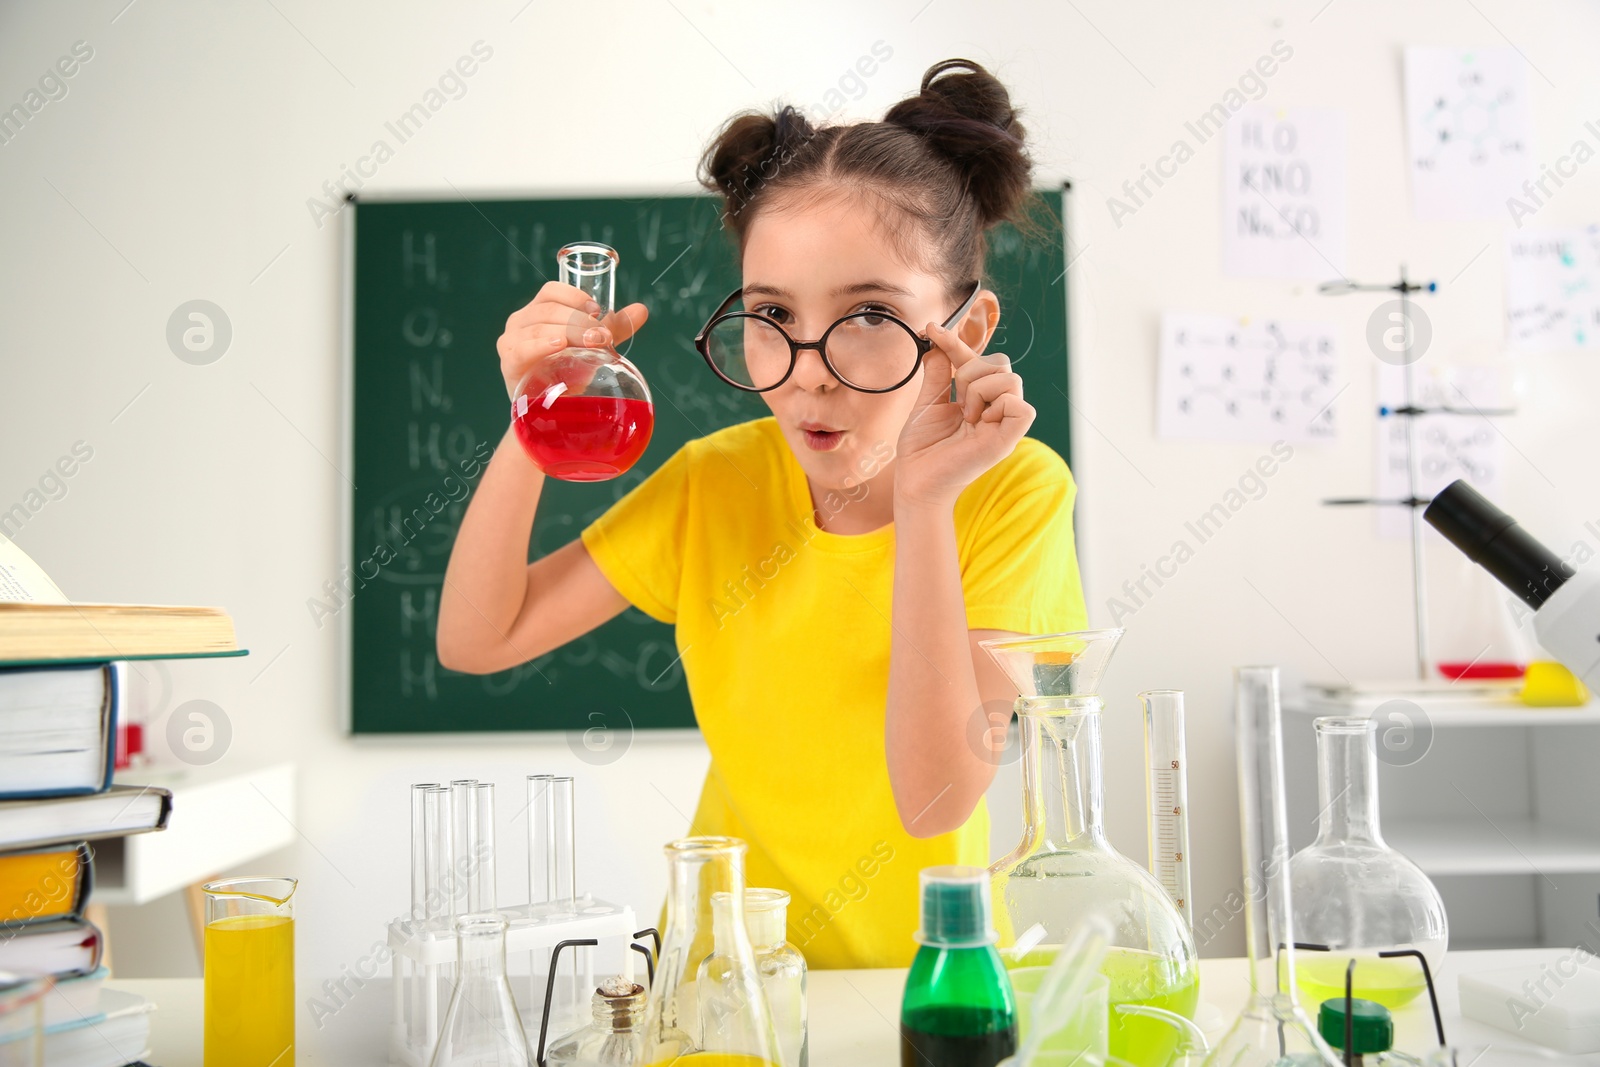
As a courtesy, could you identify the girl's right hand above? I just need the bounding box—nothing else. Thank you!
[497,281,650,398]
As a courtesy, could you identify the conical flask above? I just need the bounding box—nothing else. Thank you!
[979,630,1199,1067]
[639,836,784,1066]
[429,913,536,1067]
[1202,667,1342,1067]
[1289,716,1448,1009]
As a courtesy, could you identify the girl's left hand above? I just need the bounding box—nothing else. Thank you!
[893,321,1036,509]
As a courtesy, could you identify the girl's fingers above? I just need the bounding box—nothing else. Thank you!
[601,302,649,345]
[961,371,1025,423]
[980,392,1035,431]
[926,322,981,405]
[505,281,603,331]
[913,342,956,411]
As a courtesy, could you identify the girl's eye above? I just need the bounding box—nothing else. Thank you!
[855,304,895,327]
[754,305,793,326]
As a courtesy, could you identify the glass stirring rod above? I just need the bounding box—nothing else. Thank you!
[1140,690,1193,929]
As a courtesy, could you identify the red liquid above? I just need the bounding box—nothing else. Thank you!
[513,393,654,482]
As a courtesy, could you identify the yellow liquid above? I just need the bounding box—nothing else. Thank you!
[646,1056,780,1066]
[1294,953,1430,1009]
[1010,947,1200,1067]
[204,914,294,1067]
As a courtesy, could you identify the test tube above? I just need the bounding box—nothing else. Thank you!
[1139,690,1193,930]
[409,782,440,922]
[549,775,577,912]
[470,781,497,912]
[421,785,451,922]
[527,774,552,907]
[448,779,478,917]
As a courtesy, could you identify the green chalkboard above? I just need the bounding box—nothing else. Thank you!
[345,188,1071,734]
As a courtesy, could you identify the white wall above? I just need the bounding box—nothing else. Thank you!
[4,0,1600,996]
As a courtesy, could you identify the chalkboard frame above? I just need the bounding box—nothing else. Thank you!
[338,184,1074,736]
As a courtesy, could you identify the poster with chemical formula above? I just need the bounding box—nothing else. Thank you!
[1374,364,1506,539]
[1222,106,1347,279]
[1404,46,1532,220]
[1506,226,1600,352]
[1157,312,1340,443]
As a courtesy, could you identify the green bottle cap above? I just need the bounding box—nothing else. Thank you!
[914,866,996,948]
[1317,996,1394,1054]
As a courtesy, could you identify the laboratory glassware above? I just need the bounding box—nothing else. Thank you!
[429,913,536,1067]
[701,889,807,1067]
[204,876,297,1067]
[1290,716,1448,1009]
[544,976,656,1066]
[1202,667,1341,1067]
[1140,690,1193,929]
[980,629,1199,1067]
[1001,912,1112,1067]
[639,836,784,1065]
[527,774,588,1044]
[900,865,1018,1067]
[0,973,51,1067]
[512,242,654,482]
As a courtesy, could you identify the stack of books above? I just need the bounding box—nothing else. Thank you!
[0,534,243,1064]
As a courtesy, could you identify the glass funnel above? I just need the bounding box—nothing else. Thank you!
[429,913,536,1067]
[639,836,782,1066]
[203,876,296,1067]
[1203,668,1341,1067]
[511,241,654,482]
[1289,716,1448,1009]
[980,630,1199,1067]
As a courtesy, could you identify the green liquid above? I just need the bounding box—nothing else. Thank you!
[1009,947,1199,1067]
[1294,954,1430,1009]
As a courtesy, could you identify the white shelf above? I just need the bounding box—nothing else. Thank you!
[94,762,296,905]
[1293,695,1600,726]
[1387,817,1600,875]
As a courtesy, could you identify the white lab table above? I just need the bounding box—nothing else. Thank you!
[106,948,1593,1065]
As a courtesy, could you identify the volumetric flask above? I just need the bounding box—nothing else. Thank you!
[512,242,654,482]
[980,630,1198,1067]
[1289,716,1447,1009]
[639,836,783,1066]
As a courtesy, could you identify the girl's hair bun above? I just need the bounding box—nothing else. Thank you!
[884,58,1032,229]
[699,104,817,218]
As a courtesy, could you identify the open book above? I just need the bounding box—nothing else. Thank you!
[0,535,241,664]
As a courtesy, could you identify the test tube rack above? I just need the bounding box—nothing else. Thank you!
[388,774,640,1067]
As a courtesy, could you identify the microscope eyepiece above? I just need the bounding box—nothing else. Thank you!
[1424,480,1574,610]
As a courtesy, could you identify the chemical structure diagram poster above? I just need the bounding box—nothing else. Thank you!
[1156,313,1339,444]
[1506,226,1600,352]
[1404,46,1532,220]
[1374,364,1505,539]
[1222,106,1347,280]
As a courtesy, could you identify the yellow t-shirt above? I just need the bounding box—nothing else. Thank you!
[580,417,1087,968]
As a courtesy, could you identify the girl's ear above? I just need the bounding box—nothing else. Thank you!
[956,288,1002,354]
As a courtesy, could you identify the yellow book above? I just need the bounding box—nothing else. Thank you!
[0,842,91,931]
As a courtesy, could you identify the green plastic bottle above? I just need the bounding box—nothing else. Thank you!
[900,866,1017,1067]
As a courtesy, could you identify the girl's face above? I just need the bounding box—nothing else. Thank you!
[740,191,992,495]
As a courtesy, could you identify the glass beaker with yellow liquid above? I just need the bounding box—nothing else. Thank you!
[1289,716,1447,1009]
[638,837,783,1067]
[980,631,1200,1067]
[204,876,296,1067]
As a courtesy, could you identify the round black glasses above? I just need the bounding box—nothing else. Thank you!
[693,281,982,394]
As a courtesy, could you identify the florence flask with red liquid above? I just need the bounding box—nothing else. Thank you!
[512,241,654,482]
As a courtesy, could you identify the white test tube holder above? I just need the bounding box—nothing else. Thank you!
[386,896,639,1067]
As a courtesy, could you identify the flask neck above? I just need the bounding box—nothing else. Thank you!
[593,982,647,1032]
[1019,699,1108,849]
[454,916,511,984]
[1314,717,1385,846]
[558,242,618,316]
